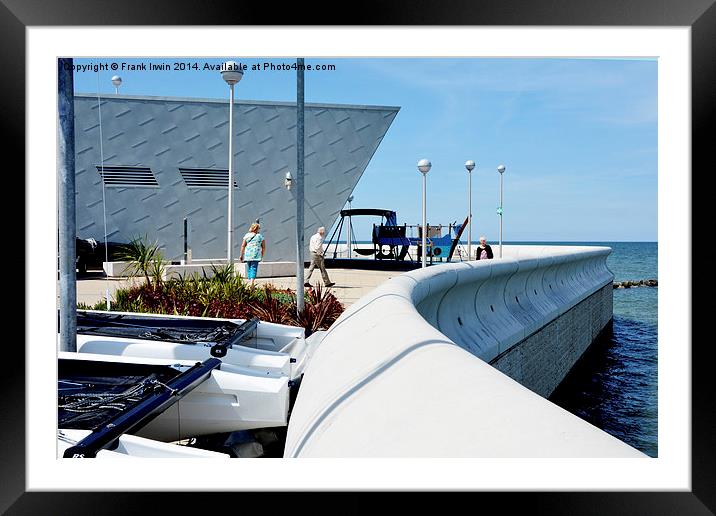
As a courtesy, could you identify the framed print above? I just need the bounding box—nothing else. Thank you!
[6,0,712,512]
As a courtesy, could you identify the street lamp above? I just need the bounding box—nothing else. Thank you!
[347,195,354,258]
[111,75,122,94]
[417,159,432,268]
[497,164,506,258]
[296,58,306,314]
[465,160,476,260]
[221,61,244,267]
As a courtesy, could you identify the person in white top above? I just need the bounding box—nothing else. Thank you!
[305,226,335,288]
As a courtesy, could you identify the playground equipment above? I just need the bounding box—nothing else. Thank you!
[324,209,469,269]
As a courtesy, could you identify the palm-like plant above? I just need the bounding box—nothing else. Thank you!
[209,263,235,283]
[293,284,344,335]
[149,251,166,289]
[250,284,293,325]
[116,235,161,287]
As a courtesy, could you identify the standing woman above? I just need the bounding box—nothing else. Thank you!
[240,222,265,287]
[476,236,494,260]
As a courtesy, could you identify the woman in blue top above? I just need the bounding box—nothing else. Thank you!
[239,222,265,286]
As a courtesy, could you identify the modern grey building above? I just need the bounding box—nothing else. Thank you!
[73,93,399,262]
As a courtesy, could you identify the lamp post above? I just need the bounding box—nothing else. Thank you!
[111,75,122,94]
[347,195,354,258]
[221,61,244,268]
[283,169,304,313]
[497,164,506,258]
[465,160,475,260]
[296,58,306,314]
[417,159,432,268]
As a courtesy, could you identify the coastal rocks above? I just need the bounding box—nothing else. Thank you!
[613,279,658,289]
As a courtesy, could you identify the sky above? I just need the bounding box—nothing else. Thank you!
[73,57,657,242]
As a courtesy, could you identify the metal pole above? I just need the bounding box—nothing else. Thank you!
[422,172,427,268]
[468,170,472,260]
[58,58,77,352]
[499,171,503,258]
[347,200,352,258]
[227,83,235,267]
[97,72,110,310]
[296,58,305,313]
[183,217,188,264]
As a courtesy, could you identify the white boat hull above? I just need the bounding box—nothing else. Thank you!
[59,352,290,442]
[76,334,294,377]
[58,429,229,458]
[75,311,309,379]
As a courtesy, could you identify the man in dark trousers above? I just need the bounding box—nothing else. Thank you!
[476,236,494,260]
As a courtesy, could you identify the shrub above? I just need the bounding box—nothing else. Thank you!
[77,300,110,311]
[249,285,293,325]
[293,284,344,335]
[81,276,344,334]
[115,235,162,287]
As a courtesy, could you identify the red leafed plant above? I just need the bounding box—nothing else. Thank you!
[95,274,344,334]
[249,285,294,325]
[293,284,344,336]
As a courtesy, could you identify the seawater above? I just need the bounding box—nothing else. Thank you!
[546,242,658,457]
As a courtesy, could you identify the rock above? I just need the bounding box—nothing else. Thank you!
[230,441,264,458]
[253,429,280,447]
[613,279,657,289]
[223,430,255,447]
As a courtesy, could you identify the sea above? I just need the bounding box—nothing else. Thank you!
[547,241,658,458]
[346,240,659,457]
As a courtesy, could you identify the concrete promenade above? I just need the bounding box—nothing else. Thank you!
[73,268,397,309]
[283,245,645,458]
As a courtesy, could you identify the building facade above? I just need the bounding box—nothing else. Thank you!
[73,93,399,262]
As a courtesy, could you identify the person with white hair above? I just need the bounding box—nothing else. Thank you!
[476,236,494,260]
[305,226,335,288]
[239,222,265,287]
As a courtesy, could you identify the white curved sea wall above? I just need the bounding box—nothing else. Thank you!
[284,245,645,458]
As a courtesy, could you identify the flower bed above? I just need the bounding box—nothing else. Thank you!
[78,272,344,335]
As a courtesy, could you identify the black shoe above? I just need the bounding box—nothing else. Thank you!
[304,282,311,287]
[325,282,336,287]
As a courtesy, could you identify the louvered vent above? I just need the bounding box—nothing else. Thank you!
[97,166,158,187]
[179,168,237,188]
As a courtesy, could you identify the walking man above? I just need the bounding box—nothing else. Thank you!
[305,226,335,288]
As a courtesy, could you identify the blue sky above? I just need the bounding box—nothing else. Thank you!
[73,57,657,242]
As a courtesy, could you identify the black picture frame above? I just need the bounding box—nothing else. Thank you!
[7,0,711,513]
